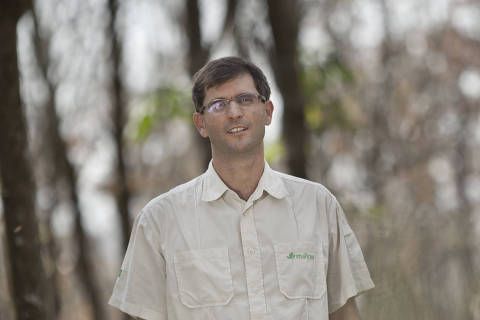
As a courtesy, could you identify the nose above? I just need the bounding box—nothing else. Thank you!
[226,100,243,119]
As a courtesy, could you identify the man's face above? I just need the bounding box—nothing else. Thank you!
[193,73,273,158]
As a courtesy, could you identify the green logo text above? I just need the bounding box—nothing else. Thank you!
[287,252,315,260]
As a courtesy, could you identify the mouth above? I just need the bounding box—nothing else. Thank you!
[227,126,248,134]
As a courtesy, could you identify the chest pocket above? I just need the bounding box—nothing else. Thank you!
[274,241,326,299]
[174,247,234,308]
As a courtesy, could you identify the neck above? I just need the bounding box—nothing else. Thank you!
[211,148,265,201]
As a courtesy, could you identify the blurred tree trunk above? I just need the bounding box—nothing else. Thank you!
[30,6,106,320]
[445,28,480,319]
[0,1,53,319]
[69,173,106,320]
[184,0,210,78]
[184,0,212,170]
[30,8,62,318]
[183,0,241,171]
[454,99,477,320]
[107,1,134,319]
[214,0,248,58]
[224,0,249,59]
[364,0,394,205]
[107,0,132,253]
[266,0,307,178]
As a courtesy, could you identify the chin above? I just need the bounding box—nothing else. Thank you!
[231,141,263,154]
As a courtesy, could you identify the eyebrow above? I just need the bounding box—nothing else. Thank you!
[208,92,252,101]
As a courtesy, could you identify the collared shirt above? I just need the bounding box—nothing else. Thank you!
[109,161,374,320]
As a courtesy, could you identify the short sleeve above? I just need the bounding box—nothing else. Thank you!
[109,211,167,320]
[326,199,374,313]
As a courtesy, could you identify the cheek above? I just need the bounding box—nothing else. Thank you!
[204,121,223,137]
[257,111,270,126]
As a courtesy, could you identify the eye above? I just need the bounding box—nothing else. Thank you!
[208,100,227,113]
[237,94,256,105]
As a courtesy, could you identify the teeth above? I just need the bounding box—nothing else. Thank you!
[229,127,246,133]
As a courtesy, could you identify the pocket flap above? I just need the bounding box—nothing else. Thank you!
[174,247,234,308]
[274,241,326,299]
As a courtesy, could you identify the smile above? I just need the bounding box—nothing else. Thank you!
[227,127,247,133]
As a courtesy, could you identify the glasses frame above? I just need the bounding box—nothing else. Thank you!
[198,93,266,114]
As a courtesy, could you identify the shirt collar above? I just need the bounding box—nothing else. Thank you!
[201,161,229,202]
[201,160,289,202]
[259,161,289,200]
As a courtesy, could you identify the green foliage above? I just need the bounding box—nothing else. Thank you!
[129,87,192,141]
[265,140,285,165]
[366,204,387,218]
[300,52,356,134]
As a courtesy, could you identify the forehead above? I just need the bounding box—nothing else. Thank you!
[204,73,256,102]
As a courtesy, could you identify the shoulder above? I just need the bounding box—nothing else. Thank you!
[141,175,202,218]
[132,175,203,239]
[272,169,338,204]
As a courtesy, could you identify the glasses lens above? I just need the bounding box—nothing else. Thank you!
[235,93,257,105]
[207,100,227,113]
[205,93,262,113]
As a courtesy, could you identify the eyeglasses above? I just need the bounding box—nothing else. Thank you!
[199,93,266,114]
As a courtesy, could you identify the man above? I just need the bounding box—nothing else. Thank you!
[109,56,374,320]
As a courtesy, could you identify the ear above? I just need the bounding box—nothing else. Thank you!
[264,100,274,126]
[193,112,209,138]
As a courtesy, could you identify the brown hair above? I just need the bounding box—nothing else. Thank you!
[192,56,271,112]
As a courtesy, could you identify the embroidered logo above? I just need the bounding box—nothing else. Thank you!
[118,269,123,278]
[286,252,315,260]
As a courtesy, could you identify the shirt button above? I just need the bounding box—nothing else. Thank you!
[247,248,255,256]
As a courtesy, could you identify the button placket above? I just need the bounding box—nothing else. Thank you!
[240,206,266,319]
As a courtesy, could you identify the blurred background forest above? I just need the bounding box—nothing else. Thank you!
[1,0,480,319]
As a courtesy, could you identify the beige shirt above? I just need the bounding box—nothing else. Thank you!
[109,161,374,320]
